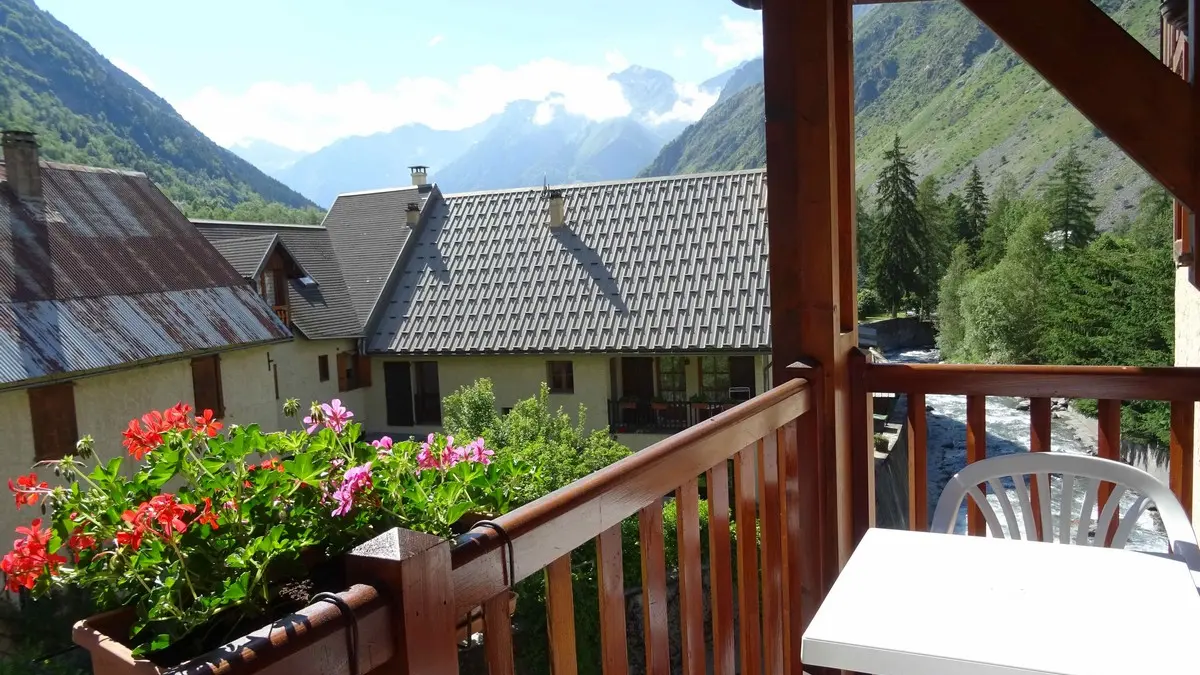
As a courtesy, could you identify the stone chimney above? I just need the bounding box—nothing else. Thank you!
[409,165,428,187]
[548,189,565,227]
[405,202,420,226]
[2,130,42,203]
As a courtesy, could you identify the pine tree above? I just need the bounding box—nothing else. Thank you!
[856,185,874,284]
[869,136,930,317]
[916,175,952,290]
[1043,146,1099,248]
[962,165,989,252]
[977,173,1020,268]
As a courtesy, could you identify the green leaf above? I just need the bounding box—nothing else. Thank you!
[223,572,250,601]
[445,501,472,526]
[284,453,322,485]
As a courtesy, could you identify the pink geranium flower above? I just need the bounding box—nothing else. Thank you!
[371,436,394,457]
[331,462,372,517]
[320,399,354,433]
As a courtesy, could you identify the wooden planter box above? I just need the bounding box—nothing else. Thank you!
[650,402,668,411]
[619,401,638,410]
[690,402,709,411]
[72,527,517,675]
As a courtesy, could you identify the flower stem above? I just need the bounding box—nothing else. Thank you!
[166,537,200,602]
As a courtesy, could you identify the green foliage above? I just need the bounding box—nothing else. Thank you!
[857,185,876,282]
[1043,147,1100,248]
[935,243,974,360]
[0,0,314,213]
[442,377,503,440]
[6,400,531,659]
[182,197,325,225]
[962,165,990,253]
[858,287,884,318]
[870,136,933,316]
[976,173,1025,269]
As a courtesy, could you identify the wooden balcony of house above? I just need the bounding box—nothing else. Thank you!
[219,360,1200,674]
[272,304,289,325]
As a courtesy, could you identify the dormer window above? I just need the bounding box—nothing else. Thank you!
[298,275,317,287]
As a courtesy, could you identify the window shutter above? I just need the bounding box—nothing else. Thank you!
[356,354,372,388]
[192,355,225,418]
[337,352,350,392]
[28,383,78,461]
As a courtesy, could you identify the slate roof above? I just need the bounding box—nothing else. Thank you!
[0,161,291,386]
[322,186,431,325]
[193,220,362,339]
[205,233,279,278]
[368,170,769,354]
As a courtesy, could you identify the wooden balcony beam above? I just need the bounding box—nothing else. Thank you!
[959,0,1199,212]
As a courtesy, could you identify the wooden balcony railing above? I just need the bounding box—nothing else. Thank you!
[607,399,736,433]
[452,378,813,675]
[855,354,1200,537]
[273,304,289,325]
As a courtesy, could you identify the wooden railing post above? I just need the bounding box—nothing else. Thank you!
[347,527,459,675]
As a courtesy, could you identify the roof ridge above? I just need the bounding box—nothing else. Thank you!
[0,160,147,178]
[334,185,423,198]
[191,219,327,230]
[440,168,767,199]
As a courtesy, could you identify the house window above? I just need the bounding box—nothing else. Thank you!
[700,356,731,401]
[337,352,372,391]
[657,356,687,402]
[384,362,414,427]
[414,362,441,425]
[191,355,225,418]
[547,361,574,394]
[28,383,77,461]
[318,354,330,382]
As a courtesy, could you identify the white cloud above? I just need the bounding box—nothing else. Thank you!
[701,16,763,68]
[672,45,688,59]
[644,82,719,126]
[111,57,156,90]
[178,58,636,152]
[604,50,629,72]
[428,34,444,47]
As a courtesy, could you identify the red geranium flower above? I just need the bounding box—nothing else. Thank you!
[2,519,66,592]
[193,409,223,438]
[66,528,97,562]
[117,509,147,551]
[122,412,168,461]
[195,497,219,530]
[144,494,196,537]
[164,402,192,431]
[7,473,48,509]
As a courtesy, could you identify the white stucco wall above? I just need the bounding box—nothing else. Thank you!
[268,337,366,431]
[368,354,612,439]
[1174,266,1200,519]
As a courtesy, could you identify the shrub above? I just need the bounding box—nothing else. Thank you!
[858,287,884,317]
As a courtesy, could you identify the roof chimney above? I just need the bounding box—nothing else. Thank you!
[3,130,42,203]
[548,189,565,227]
[409,165,428,187]
[405,202,420,226]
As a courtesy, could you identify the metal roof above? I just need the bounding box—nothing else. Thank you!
[193,220,363,339]
[0,161,291,385]
[322,185,431,325]
[368,170,770,354]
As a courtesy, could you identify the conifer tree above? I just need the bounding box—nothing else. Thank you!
[962,165,989,252]
[869,136,930,316]
[1043,146,1099,248]
[856,185,875,284]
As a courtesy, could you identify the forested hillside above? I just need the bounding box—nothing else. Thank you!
[0,0,320,219]
[641,0,1163,227]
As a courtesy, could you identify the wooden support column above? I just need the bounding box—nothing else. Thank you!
[347,528,459,675]
[959,0,1198,212]
[763,0,857,634]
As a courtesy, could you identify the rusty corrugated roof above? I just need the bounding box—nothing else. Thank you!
[0,161,291,386]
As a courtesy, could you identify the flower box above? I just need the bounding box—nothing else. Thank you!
[8,397,532,671]
[619,401,639,410]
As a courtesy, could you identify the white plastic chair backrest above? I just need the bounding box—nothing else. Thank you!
[930,453,1200,572]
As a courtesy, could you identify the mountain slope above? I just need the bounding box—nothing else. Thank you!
[275,122,494,207]
[231,140,308,174]
[0,0,314,209]
[640,83,764,177]
[641,0,1162,227]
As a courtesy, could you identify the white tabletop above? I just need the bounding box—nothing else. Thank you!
[801,528,1200,675]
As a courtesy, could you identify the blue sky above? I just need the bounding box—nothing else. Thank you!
[37,0,763,152]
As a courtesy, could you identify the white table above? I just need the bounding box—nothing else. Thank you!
[801,528,1200,675]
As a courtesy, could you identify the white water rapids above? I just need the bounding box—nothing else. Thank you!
[895,348,1170,552]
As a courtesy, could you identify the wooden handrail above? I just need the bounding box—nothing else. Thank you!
[449,378,812,614]
[865,362,1200,400]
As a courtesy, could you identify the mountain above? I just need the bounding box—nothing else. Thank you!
[271,65,715,199]
[713,59,764,105]
[0,0,315,210]
[274,122,495,207]
[231,140,309,174]
[640,0,1162,227]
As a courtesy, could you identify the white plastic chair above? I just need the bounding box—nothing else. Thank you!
[930,453,1200,575]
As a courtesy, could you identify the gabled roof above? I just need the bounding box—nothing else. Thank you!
[367,170,770,355]
[206,233,279,279]
[322,185,432,325]
[193,220,362,339]
[0,162,291,386]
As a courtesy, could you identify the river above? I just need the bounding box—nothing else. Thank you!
[893,348,1169,552]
